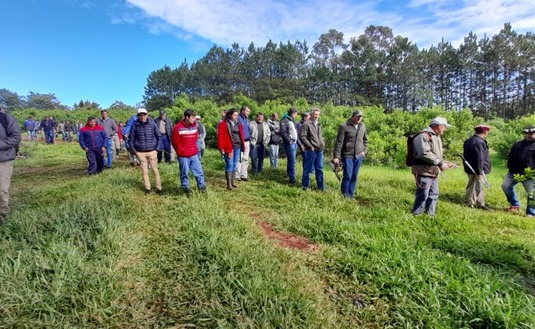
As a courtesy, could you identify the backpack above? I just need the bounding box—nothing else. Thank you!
[0,113,20,155]
[406,131,431,166]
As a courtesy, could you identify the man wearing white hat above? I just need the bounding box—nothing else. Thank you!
[410,117,456,217]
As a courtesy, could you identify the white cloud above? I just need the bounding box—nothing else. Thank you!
[124,0,535,49]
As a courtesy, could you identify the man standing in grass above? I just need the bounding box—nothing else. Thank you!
[0,106,21,225]
[79,117,107,175]
[332,109,368,198]
[236,106,251,181]
[249,112,270,175]
[128,108,162,195]
[280,107,298,184]
[410,117,456,217]
[97,110,118,169]
[171,110,206,197]
[463,124,491,210]
[501,126,535,217]
[299,108,325,191]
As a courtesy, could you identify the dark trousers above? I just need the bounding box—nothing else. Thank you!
[250,143,265,174]
[86,148,104,174]
[157,135,171,163]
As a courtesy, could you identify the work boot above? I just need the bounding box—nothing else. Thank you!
[231,171,238,188]
[226,172,234,190]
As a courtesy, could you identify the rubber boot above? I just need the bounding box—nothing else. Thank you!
[231,171,238,188]
[226,172,234,190]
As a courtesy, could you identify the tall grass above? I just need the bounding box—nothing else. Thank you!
[1,141,534,328]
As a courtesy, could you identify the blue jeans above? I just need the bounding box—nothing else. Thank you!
[250,143,265,174]
[341,155,364,197]
[45,130,54,144]
[197,140,202,159]
[178,155,205,189]
[224,148,241,173]
[284,143,297,183]
[302,150,324,190]
[158,135,171,163]
[27,130,37,141]
[269,144,279,168]
[501,172,535,215]
[411,175,439,216]
[104,139,113,167]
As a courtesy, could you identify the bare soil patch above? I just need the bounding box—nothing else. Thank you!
[258,221,319,252]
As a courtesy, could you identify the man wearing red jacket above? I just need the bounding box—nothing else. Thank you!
[171,109,206,197]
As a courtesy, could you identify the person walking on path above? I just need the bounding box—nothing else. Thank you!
[501,126,535,217]
[462,124,491,210]
[79,117,107,175]
[0,106,21,225]
[128,108,162,194]
[332,109,368,198]
[171,110,206,197]
[217,109,244,190]
[299,108,326,191]
[410,117,456,217]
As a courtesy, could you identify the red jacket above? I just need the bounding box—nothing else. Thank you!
[217,120,244,154]
[171,119,198,157]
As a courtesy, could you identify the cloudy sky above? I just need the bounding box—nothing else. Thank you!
[1,0,533,108]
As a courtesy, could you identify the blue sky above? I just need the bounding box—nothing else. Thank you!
[1,0,533,108]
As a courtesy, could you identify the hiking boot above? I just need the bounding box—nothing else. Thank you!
[144,189,151,195]
[183,188,192,197]
[156,189,163,195]
[506,205,520,212]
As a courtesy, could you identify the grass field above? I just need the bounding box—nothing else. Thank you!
[1,141,534,328]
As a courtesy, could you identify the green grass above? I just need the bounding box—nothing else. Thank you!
[1,141,534,328]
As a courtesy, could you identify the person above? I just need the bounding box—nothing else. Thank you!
[39,116,55,144]
[462,124,491,210]
[296,112,311,167]
[78,117,107,175]
[97,110,118,168]
[171,110,206,197]
[299,108,325,191]
[64,120,75,143]
[23,116,37,141]
[267,113,281,168]
[122,113,140,166]
[236,106,251,181]
[249,112,271,174]
[57,121,66,141]
[217,108,244,190]
[117,122,124,154]
[501,126,535,217]
[410,117,456,217]
[156,111,173,164]
[75,120,83,141]
[195,115,206,159]
[280,107,299,184]
[332,109,368,198]
[0,106,21,225]
[128,108,162,194]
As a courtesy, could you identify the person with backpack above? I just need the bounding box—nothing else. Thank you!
[409,117,456,217]
[267,112,281,168]
[0,106,21,225]
[332,109,368,198]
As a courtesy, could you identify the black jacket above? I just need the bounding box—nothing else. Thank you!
[507,139,535,175]
[333,121,368,159]
[462,135,490,175]
[128,118,161,152]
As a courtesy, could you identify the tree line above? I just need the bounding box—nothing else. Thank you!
[144,23,534,120]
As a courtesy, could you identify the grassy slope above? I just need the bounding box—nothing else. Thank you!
[0,141,534,328]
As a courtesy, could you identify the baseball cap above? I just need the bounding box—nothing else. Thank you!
[474,124,490,133]
[195,115,201,120]
[352,109,363,117]
[137,108,147,115]
[523,126,535,133]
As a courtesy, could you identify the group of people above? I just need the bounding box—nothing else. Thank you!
[79,108,207,196]
[409,117,535,218]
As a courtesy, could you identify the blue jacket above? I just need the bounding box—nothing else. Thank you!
[128,118,160,152]
[122,115,137,137]
[79,124,108,149]
[238,113,251,141]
